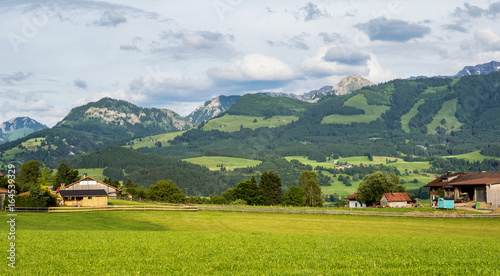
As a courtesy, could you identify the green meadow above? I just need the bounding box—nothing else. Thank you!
[2,211,499,275]
[444,150,500,162]
[427,98,463,134]
[127,131,187,149]
[401,99,425,133]
[202,115,298,132]
[182,156,262,171]
[321,94,390,125]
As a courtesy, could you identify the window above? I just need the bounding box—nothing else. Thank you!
[88,197,92,199]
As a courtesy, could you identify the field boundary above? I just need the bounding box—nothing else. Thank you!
[10,205,199,213]
[198,206,500,218]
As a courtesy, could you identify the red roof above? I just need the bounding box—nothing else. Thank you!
[383,193,412,202]
[0,189,8,194]
[0,172,4,177]
[346,193,358,200]
[18,191,30,196]
[451,177,500,185]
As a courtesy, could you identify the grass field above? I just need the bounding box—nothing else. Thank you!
[401,99,425,133]
[182,156,262,171]
[321,94,390,125]
[444,150,500,161]
[77,168,105,181]
[3,211,499,275]
[202,115,298,132]
[127,131,187,149]
[427,98,463,134]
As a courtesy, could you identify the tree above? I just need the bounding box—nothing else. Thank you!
[298,171,323,207]
[53,163,79,189]
[18,160,41,192]
[356,171,406,205]
[147,180,185,203]
[259,171,282,205]
[37,163,53,187]
[221,188,237,203]
[282,185,306,206]
[233,175,261,205]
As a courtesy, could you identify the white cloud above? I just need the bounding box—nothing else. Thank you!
[208,54,296,82]
[19,99,53,111]
[366,55,398,83]
[299,46,369,77]
[474,28,500,51]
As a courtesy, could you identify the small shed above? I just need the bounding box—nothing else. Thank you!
[380,193,412,208]
[346,193,366,208]
[58,189,108,207]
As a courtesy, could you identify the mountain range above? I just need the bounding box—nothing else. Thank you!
[1,61,500,169]
[0,117,47,144]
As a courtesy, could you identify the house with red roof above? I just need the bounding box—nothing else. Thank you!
[346,193,366,208]
[424,171,500,207]
[380,193,413,208]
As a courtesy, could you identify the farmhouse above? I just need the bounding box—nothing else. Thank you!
[346,193,366,208]
[57,176,121,207]
[380,193,412,208]
[425,171,500,207]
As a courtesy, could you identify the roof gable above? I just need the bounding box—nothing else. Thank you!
[346,193,358,200]
[59,189,108,197]
[65,176,121,191]
[383,193,412,202]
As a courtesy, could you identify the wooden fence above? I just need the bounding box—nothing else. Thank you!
[10,205,198,213]
[198,206,500,219]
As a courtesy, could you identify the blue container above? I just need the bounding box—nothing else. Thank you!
[438,198,454,209]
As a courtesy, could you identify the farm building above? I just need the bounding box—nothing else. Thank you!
[346,193,366,208]
[58,189,108,207]
[380,193,412,208]
[57,176,121,207]
[0,189,7,209]
[60,176,121,198]
[424,171,500,207]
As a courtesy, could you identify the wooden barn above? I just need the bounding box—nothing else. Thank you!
[380,193,412,208]
[58,189,108,207]
[425,172,500,207]
[60,176,121,199]
[346,193,366,208]
[57,176,121,207]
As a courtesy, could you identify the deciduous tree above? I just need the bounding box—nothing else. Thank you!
[356,171,406,205]
[282,185,306,206]
[147,180,185,203]
[298,171,323,207]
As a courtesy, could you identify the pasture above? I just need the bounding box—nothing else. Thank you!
[202,115,297,132]
[127,131,187,149]
[321,94,390,125]
[182,156,262,171]
[444,150,500,162]
[2,211,499,275]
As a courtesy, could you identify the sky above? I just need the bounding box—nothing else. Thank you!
[1,0,500,127]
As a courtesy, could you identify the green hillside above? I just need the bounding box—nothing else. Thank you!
[202,115,298,132]
[401,99,425,133]
[182,156,262,171]
[427,98,463,134]
[226,94,312,117]
[321,94,390,124]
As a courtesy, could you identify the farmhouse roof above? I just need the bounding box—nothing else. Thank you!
[65,176,121,191]
[18,191,30,196]
[59,189,108,197]
[346,193,358,200]
[0,172,3,177]
[0,189,7,194]
[425,171,500,188]
[383,193,412,202]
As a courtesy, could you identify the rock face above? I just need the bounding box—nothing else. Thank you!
[186,95,241,124]
[56,97,193,133]
[0,117,47,143]
[454,61,500,77]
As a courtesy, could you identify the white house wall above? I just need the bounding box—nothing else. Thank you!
[487,184,500,207]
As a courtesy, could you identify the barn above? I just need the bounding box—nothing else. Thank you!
[346,193,366,208]
[425,172,500,207]
[57,176,121,207]
[380,193,412,208]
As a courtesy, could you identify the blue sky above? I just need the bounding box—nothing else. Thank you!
[1,0,500,126]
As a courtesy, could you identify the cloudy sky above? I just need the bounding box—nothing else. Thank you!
[1,0,500,126]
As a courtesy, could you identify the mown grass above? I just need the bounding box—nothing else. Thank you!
[202,115,297,132]
[182,156,262,171]
[401,99,425,133]
[2,211,499,275]
[127,131,187,149]
[444,150,500,162]
[427,98,463,134]
[321,94,390,124]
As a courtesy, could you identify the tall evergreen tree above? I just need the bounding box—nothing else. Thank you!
[259,171,282,206]
[53,163,79,189]
[234,175,261,205]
